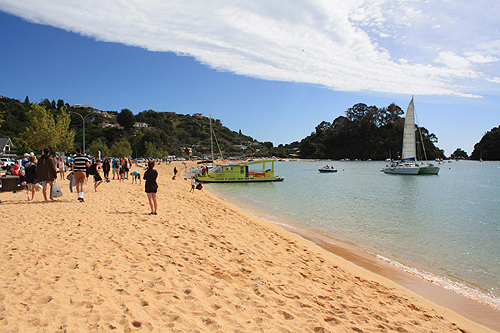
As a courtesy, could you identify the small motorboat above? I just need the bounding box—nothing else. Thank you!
[318,166,337,173]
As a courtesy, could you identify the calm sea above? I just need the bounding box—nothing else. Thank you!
[204,160,500,310]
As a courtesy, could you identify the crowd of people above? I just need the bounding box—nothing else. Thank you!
[0,148,205,214]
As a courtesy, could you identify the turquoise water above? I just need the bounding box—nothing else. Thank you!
[205,160,500,309]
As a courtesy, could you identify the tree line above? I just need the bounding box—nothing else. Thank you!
[4,95,497,160]
[469,125,500,160]
[298,102,446,160]
[0,96,268,158]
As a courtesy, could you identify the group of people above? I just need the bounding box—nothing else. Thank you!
[2,148,165,216]
[111,157,132,182]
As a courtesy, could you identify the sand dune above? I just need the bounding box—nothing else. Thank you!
[0,162,495,332]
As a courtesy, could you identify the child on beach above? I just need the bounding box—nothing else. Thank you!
[143,160,158,215]
[131,170,141,184]
[190,177,196,192]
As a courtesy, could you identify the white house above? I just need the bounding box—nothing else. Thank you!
[0,138,15,157]
[134,122,149,128]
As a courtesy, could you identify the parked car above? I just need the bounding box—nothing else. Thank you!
[0,157,15,169]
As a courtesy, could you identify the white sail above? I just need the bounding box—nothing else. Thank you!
[401,97,416,161]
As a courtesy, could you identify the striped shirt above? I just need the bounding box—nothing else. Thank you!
[73,154,90,172]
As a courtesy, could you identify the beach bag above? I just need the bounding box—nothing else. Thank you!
[35,183,43,192]
[52,181,63,198]
[196,183,203,190]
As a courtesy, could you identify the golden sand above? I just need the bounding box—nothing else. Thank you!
[0,162,496,332]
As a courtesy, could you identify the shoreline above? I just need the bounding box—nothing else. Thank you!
[205,180,500,332]
[0,161,497,332]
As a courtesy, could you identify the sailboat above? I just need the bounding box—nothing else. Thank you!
[382,97,439,175]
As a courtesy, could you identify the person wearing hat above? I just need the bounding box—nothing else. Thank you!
[21,153,29,168]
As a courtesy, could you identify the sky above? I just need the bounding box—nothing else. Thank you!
[1,0,500,156]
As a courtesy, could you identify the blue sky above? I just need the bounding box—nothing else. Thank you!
[1,1,500,156]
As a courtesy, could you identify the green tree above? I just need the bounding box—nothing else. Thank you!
[88,138,110,158]
[144,141,164,158]
[470,126,500,160]
[21,104,74,152]
[111,138,132,158]
[451,148,468,159]
[11,137,30,156]
[54,108,75,153]
[117,108,135,131]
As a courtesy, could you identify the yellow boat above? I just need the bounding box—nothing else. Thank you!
[195,159,284,183]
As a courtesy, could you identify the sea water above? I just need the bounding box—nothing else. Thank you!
[205,160,500,310]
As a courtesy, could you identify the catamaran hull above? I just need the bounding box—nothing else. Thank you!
[418,166,440,175]
[382,167,420,175]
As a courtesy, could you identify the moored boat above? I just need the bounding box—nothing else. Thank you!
[195,159,284,183]
[382,97,439,175]
[382,161,420,175]
[318,166,337,173]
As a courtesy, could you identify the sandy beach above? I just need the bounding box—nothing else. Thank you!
[0,161,496,332]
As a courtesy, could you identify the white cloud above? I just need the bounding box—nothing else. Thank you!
[435,52,472,70]
[0,0,498,97]
[486,77,500,84]
[464,52,499,64]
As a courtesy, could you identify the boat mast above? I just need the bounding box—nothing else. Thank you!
[415,106,429,162]
[210,114,214,160]
[209,114,224,161]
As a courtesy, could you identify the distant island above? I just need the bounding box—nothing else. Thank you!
[0,95,498,160]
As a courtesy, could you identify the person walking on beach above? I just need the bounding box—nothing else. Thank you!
[58,156,66,180]
[143,160,158,215]
[173,166,178,180]
[93,159,103,192]
[36,148,57,201]
[72,147,90,202]
[24,155,37,201]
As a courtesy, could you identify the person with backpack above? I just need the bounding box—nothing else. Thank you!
[112,157,120,180]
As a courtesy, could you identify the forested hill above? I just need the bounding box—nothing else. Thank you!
[298,103,446,160]
[0,96,276,158]
[1,96,449,160]
[469,125,500,161]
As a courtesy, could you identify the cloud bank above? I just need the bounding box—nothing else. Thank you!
[1,0,498,97]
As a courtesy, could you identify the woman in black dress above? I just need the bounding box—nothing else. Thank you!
[25,155,37,201]
[93,159,103,191]
[102,158,111,179]
[143,160,158,215]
